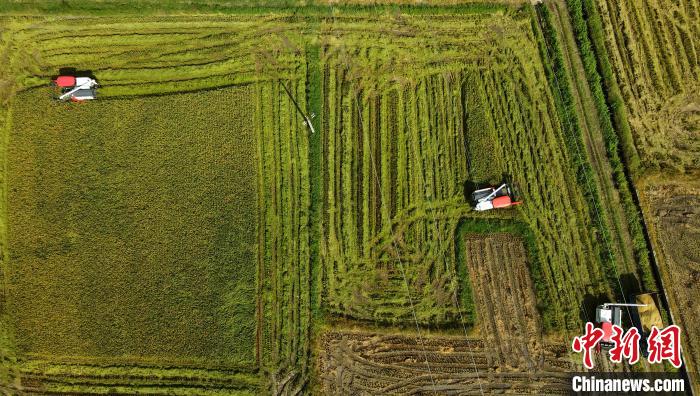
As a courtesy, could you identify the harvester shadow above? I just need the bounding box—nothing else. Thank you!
[52,68,97,81]
[619,272,642,297]
[463,180,478,201]
[580,293,608,324]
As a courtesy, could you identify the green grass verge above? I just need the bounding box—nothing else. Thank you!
[565,0,640,176]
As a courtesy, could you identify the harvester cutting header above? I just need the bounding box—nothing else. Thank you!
[52,75,98,102]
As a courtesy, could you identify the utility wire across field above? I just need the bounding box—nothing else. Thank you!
[324,3,441,388]
[332,2,483,390]
[424,183,486,395]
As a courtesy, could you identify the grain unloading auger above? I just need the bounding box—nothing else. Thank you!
[52,75,98,102]
[472,183,522,211]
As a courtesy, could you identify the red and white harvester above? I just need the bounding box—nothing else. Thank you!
[595,294,662,352]
[52,75,98,102]
[472,183,522,211]
[595,302,646,349]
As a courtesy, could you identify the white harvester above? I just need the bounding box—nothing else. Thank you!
[472,183,522,211]
[595,293,663,353]
[52,75,98,102]
[595,302,646,350]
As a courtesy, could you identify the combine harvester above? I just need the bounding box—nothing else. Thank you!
[595,293,663,355]
[472,183,521,211]
[52,75,98,102]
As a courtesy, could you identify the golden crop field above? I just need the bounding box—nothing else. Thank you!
[9,87,259,366]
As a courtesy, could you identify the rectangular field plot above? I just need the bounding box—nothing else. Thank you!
[7,87,258,367]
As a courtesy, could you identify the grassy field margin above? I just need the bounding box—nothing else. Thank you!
[565,0,639,176]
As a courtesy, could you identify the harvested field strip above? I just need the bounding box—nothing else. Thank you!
[9,16,308,96]
[586,0,698,172]
[463,234,541,370]
[319,330,573,394]
[0,3,510,16]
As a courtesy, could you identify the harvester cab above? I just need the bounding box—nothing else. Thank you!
[472,183,521,211]
[52,75,98,102]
